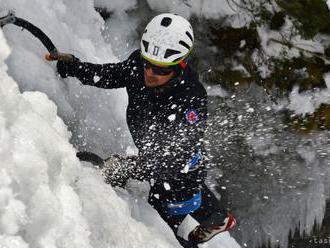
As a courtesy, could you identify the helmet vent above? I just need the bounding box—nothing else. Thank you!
[143,29,147,33]
[164,49,181,59]
[161,17,172,27]
[179,40,191,50]
[185,31,193,42]
[142,40,149,52]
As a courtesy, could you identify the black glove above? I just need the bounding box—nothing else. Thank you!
[56,55,80,78]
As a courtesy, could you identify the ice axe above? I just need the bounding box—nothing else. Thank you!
[0,10,73,62]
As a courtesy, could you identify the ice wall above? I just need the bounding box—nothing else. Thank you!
[0,28,186,248]
[0,0,133,158]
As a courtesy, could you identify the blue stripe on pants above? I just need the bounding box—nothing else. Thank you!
[166,191,202,215]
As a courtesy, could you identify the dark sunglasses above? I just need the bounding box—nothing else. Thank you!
[143,59,174,76]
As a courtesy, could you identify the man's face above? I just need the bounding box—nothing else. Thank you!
[143,60,176,88]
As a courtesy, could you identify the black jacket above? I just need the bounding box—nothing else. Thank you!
[59,49,208,196]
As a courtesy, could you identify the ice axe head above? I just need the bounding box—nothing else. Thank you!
[0,11,16,28]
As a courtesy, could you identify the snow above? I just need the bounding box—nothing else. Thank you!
[205,85,228,97]
[95,0,251,26]
[1,0,132,158]
[145,0,239,19]
[324,71,330,89]
[255,17,326,79]
[288,86,330,116]
[163,182,171,191]
[95,0,140,60]
[168,114,176,122]
[94,0,137,12]
[0,0,240,247]
[0,28,182,247]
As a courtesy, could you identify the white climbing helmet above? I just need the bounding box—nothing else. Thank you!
[141,13,194,66]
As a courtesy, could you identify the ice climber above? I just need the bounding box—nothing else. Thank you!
[55,13,236,246]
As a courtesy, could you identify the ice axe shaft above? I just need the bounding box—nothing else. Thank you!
[1,11,73,62]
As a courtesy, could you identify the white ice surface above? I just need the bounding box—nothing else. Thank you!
[1,0,133,158]
[324,71,330,89]
[288,86,330,116]
[145,0,239,19]
[0,29,183,248]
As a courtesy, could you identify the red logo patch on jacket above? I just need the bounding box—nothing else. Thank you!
[185,109,199,125]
